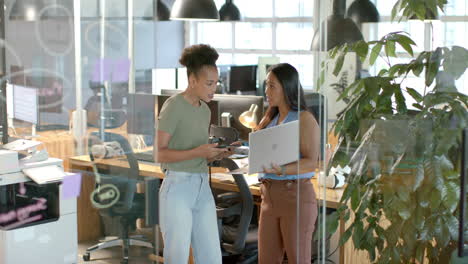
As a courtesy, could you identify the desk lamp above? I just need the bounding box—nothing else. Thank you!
[239,104,258,132]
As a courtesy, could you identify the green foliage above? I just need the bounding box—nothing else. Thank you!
[318,2,468,263]
[391,0,447,21]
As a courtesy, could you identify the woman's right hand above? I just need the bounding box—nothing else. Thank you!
[196,143,228,159]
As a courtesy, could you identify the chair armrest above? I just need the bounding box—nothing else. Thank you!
[144,177,160,226]
[217,192,241,201]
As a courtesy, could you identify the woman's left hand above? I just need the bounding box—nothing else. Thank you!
[262,163,283,175]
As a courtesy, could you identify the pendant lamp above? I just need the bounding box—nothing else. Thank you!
[170,0,219,21]
[311,0,364,51]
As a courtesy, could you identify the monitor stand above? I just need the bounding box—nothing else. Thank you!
[27,124,40,139]
[9,122,40,139]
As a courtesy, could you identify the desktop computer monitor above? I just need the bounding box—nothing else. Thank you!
[13,85,38,125]
[229,65,258,95]
[10,66,68,131]
[213,94,264,141]
[157,95,220,126]
[127,94,220,137]
[304,92,326,160]
[127,93,157,136]
[160,89,181,96]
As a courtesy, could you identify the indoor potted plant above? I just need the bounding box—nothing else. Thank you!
[319,0,468,263]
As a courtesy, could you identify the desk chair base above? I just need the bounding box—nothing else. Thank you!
[83,238,153,264]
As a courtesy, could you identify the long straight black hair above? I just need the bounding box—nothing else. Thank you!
[256,63,308,130]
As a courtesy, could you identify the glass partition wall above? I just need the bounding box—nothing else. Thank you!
[317,1,468,264]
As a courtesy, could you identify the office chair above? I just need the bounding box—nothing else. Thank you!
[211,158,258,264]
[83,132,156,264]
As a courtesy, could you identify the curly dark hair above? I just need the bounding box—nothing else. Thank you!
[179,44,219,77]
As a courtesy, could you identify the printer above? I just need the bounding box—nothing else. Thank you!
[0,140,77,264]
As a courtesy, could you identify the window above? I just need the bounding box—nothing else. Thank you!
[370,0,468,95]
[190,0,315,89]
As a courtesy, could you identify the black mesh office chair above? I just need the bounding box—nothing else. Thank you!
[83,132,154,264]
[211,158,258,264]
[208,125,258,262]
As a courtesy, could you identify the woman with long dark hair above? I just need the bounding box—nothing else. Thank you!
[256,63,319,264]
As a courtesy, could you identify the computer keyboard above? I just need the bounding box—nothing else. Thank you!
[133,151,154,162]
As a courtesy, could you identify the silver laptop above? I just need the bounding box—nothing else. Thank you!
[248,120,300,174]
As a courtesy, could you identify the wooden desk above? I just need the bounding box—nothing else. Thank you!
[69,155,346,262]
[9,124,131,171]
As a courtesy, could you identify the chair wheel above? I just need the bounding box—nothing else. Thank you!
[83,253,90,261]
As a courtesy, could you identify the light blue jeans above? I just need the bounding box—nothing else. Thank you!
[159,170,222,264]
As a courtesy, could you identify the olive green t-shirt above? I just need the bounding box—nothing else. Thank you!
[158,93,210,173]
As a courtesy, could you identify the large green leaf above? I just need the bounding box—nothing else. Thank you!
[439,222,451,248]
[370,43,383,66]
[352,220,365,249]
[425,48,443,87]
[339,226,353,246]
[329,47,339,59]
[389,64,406,77]
[429,189,442,208]
[395,33,416,56]
[391,0,402,20]
[406,88,423,102]
[413,205,425,231]
[435,130,459,155]
[443,181,460,213]
[395,87,408,114]
[341,183,355,203]
[434,171,447,199]
[351,185,361,211]
[415,243,426,263]
[443,46,468,80]
[326,211,340,236]
[411,61,424,77]
[353,41,369,63]
[412,103,424,110]
[413,165,425,191]
[438,155,454,171]
[394,200,411,220]
[362,78,380,99]
[445,214,459,240]
[385,40,397,58]
[397,186,410,202]
[333,52,346,77]
[337,79,363,102]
